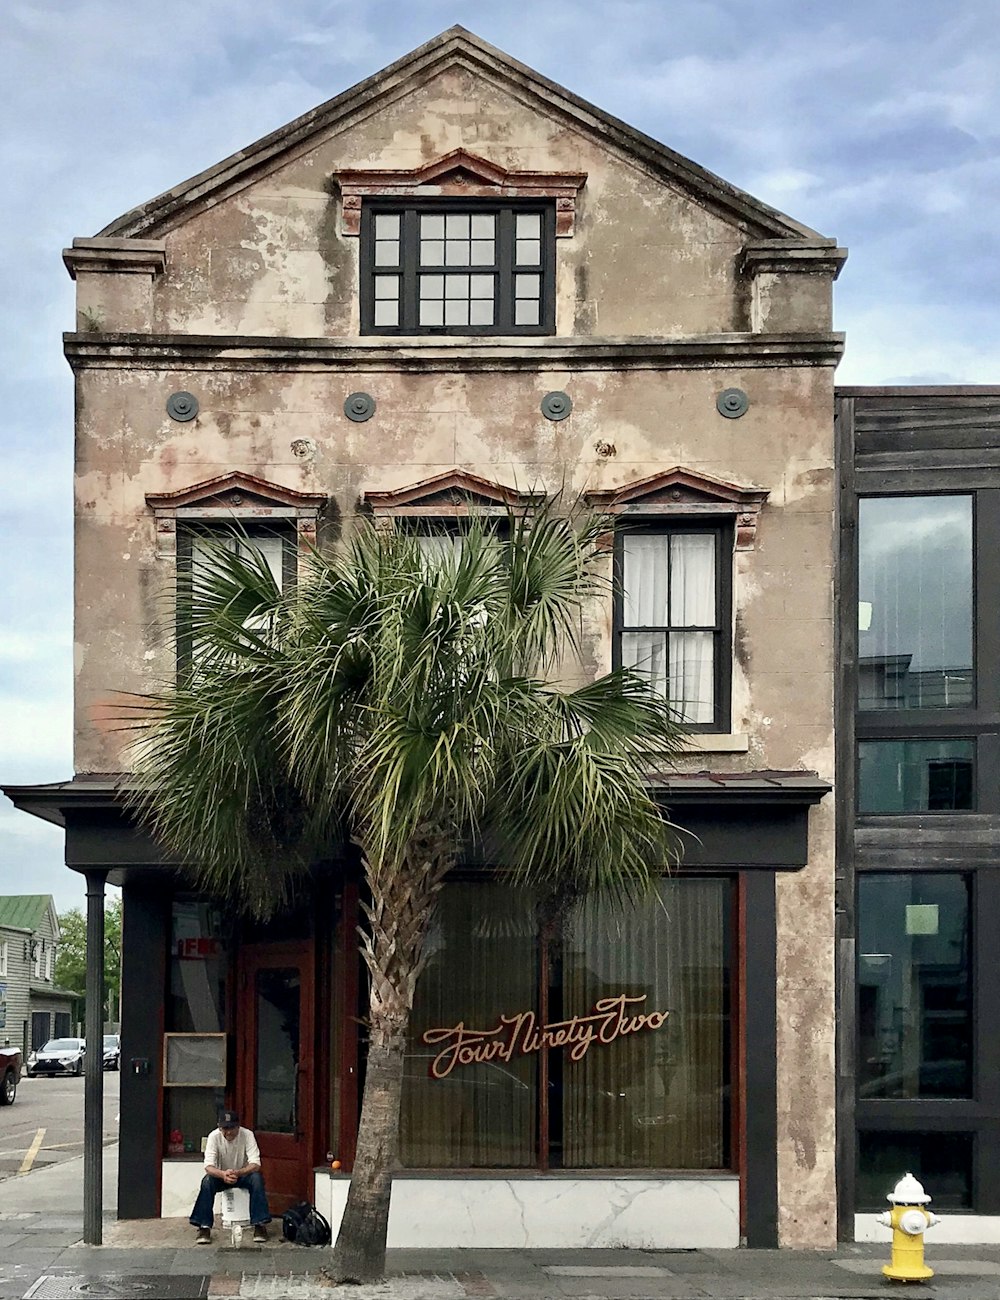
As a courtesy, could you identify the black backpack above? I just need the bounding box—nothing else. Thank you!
[281,1201,332,1247]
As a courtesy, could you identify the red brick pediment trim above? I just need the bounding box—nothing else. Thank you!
[146,471,326,515]
[146,472,326,554]
[585,467,768,550]
[335,149,586,237]
[364,469,543,517]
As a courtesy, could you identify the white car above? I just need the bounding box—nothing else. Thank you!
[27,1037,86,1077]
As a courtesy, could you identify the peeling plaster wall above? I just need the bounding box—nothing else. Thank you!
[70,64,839,1247]
[150,66,746,340]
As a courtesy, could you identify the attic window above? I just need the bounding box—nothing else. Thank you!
[361,202,554,335]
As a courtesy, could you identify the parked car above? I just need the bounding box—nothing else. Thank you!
[27,1037,86,1077]
[0,1045,21,1104]
[102,1034,120,1071]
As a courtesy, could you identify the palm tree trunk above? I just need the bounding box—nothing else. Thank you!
[329,836,451,1283]
[329,1001,407,1282]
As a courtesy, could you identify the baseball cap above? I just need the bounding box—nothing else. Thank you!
[218,1109,240,1128]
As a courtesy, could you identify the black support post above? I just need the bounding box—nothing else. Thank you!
[743,871,779,1248]
[83,869,108,1245]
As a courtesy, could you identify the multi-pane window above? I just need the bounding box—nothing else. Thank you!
[618,527,728,729]
[0,940,7,976]
[362,204,554,335]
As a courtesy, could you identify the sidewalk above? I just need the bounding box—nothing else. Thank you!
[3,1154,1000,1299]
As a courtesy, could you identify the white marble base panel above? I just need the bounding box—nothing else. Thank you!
[315,1174,740,1248]
[856,1213,1000,1245]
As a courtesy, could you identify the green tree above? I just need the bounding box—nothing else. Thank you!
[54,897,122,1026]
[129,509,686,1281]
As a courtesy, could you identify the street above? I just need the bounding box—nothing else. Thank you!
[0,1069,119,1182]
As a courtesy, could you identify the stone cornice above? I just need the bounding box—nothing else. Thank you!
[63,331,845,373]
[741,238,848,281]
[63,237,167,279]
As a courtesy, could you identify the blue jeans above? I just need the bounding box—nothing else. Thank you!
[189,1171,271,1227]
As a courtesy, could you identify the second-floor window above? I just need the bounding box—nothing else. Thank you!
[0,940,7,976]
[178,526,292,669]
[617,525,730,730]
[361,203,555,335]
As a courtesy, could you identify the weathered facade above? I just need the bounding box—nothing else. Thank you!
[5,30,848,1247]
[0,895,75,1056]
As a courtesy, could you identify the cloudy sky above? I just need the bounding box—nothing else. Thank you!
[2,0,998,913]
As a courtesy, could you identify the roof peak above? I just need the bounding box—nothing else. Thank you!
[96,28,828,244]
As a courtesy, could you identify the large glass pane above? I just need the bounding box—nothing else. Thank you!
[255,968,300,1133]
[669,534,716,626]
[858,1132,972,1209]
[563,879,730,1169]
[401,883,537,1167]
[859,740,974,813]
[858,874,971,1098]
[166,902,228,1154]
[858,496,973,709]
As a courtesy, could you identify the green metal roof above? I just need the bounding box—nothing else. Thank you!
[0,895,52,932]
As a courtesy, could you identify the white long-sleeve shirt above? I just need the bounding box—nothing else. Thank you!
[203,1126,261,1173]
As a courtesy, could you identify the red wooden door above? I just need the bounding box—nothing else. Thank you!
[237,942,315,1214]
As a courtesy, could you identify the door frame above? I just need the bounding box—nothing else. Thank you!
[236,940,316,1210]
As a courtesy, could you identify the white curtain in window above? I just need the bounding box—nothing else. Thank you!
[622,535,669,626]
[669,534,715,625]
[622,631,668,695]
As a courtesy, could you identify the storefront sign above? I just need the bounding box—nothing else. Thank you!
[422,993,669,1080]
[175,936,223,960]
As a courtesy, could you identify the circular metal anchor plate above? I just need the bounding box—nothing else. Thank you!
[344,392,376,422]
[716,388,749,419]
[541,391,572,421]
[166,391,199,422]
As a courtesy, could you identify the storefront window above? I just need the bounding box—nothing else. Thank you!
[858,496,973,710]
[400,877,731,1171]
[165,901,228,1155]
[858,740,974,814]
[858,874,971,1099]
[858,1132,972,1210]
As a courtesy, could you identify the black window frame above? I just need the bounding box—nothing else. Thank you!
[360,199,556,337]
[175,521,296,672]
[612,519,733,734]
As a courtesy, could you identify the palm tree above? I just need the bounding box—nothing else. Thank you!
[128,506,687,1281]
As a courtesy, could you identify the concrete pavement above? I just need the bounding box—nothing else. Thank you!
[4,1151,1000,1298]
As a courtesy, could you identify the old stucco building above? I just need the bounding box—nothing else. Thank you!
[6,30,849,1246]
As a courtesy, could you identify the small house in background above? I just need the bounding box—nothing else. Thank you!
[0,895,76,1056]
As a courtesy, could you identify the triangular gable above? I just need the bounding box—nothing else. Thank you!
[335,149,587,236]
[146,472,326,517]
[364,470,543,516]
[97,27,825,244]
[585,468,768,550]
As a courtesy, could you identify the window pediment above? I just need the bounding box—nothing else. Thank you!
[364,470,543,519]
[335,149,586,237]
[146,472,326,556]
[585,468,768,550]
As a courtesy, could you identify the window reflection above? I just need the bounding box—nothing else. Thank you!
[858,496,973,709]
[859,740,974,814]
[858,874,971,1099]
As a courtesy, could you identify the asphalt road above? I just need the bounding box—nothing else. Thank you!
[0,1067,120,1181]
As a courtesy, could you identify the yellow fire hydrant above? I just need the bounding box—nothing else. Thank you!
[876,1173,939,1282]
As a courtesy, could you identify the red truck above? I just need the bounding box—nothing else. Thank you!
[0,1045,22,1105]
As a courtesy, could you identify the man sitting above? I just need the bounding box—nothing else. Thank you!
[190,1109,272,1244]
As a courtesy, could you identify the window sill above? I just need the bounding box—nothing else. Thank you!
[681,733,749,754]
